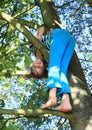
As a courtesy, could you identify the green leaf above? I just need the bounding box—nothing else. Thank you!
[17,77,26,86]
[2,83,10,91]
[4,124,21,130]
[89,54,92,62]
[24,54,32,68]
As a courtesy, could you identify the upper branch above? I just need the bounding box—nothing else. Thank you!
[0,12,49,61]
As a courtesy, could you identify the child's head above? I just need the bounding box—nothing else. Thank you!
[31,59,47,78]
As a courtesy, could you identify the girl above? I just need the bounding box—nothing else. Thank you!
[31,26,75,112]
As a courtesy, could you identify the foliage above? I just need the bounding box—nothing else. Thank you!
[0,0,92,129]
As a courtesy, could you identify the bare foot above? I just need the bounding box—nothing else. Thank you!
[55,94,72,112]
[40,88,57,109]
[40,98,57,109]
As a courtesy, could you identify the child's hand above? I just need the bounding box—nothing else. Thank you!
[36,26,45,42]
[36,33,42,42]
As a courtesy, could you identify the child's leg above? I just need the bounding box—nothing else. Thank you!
[46,29,71,92]
[56,36,75,97]
[41,29,75,111]
[41,29,69,109]
[55,36,75,112]
[40,88,57,108]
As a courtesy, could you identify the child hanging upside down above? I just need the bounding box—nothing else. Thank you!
[31,26,75,112]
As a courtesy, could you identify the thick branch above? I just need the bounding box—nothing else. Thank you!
[0,108,73,119]
[0,12,38,46]
[16,18,40,30]
[36,0,64,29]
[0,70,30,77]
[0,12,49,61]
[86,0,92,6]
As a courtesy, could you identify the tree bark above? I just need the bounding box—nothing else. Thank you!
[0,108,73,119]
[86,0,92,6]
[69,73,92,130]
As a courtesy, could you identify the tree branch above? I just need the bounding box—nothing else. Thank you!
[0,4,39,31]
[0,70,30,77]
[36,0,64,29]
[86,0,92,6]
[15,18,40,30]
[0,12,49,61]
[13,3,35,18]
[0,108,73,120]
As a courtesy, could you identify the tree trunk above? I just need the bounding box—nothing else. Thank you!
[69,72,92,130]
[86,0,92,6]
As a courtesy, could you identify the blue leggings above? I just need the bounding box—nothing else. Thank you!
[46,28,75,98]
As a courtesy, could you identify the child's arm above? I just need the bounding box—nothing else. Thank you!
[35,26,45,58]
[35,49,42,59]
[36,26,45,42]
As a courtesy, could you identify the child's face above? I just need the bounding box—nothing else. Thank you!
[31,59,45,77]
